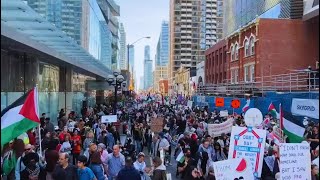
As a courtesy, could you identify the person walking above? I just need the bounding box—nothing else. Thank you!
[88,152,106,180]
[15,143,34,180]
[77,155,97,180]
[72,129,82,165]
[133,152,151,180]
[59,134,72,156]
[117,157,141,180]
[44,142,59,180]
[52,153,78,180]
[20,152,46,180]
[152,156,167,180]
[106,145,125,180]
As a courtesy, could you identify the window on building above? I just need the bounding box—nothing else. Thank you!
[244,39,249,57]
[231,70,234,84]
[235,69,239,83]
[231,45,234,61]
[250,37,255,55]
[250,65,255,82]
[244,66,249,82]
[235,44,239,60]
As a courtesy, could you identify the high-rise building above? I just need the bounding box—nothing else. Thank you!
[119,23,127,70]
[158,21,170,66]
[27,0,114,67]
[223,0,304,37]
[169,0,223,90]
[144,45,153,89]
[140,76,144,90]
[128,45,135,73]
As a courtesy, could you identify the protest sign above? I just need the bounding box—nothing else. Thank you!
[215,97,224,107]
[101,115,117,123]
[213,158,254,180]
[207,118,233,137]
[244,108,263,127]
[219,110,228,117]
[150,117,164,133]
[291,98,319,119]
[228,126,266,178]
[279,143,311,180]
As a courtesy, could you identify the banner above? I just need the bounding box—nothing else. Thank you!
[291,98,319,119]
[213,158,254,180]
[279,143,311,180]
[150,117,164,133]
[228,126,266,178]
[207,118,233,137]
[101,115,117,123]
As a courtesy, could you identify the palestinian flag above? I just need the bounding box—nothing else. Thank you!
[279,103,305,143]
[242,98,250,113]
[268,103,278,119]
[1,87,40,146]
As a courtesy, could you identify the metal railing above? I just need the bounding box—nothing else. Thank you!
[196,71,319,95]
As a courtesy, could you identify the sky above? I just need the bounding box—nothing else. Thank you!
[116,0,169,90]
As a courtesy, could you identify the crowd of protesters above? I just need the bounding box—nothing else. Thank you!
[1,97,319,180]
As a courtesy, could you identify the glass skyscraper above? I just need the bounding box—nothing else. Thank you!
[159,21,169,66]
[144,45,153,89]
[223,0,304,37]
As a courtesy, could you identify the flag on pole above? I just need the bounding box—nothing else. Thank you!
[268,102,278,119]
[1,87,40,146]
[279,103,305,143]
[242,98,250,113]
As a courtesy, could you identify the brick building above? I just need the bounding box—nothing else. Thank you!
[227,18,319,85]
[205,39,228,84]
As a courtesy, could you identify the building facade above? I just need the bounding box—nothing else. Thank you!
[169,0,223,90]
[119,23,127,70]
[153,66,168,92]
[223,0,304,37]
[205,39,228,84]
[173,67,191,95]
[227,18,318,87]
[159,21,170,66]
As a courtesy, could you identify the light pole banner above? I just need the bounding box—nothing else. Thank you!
[291,98,319,119]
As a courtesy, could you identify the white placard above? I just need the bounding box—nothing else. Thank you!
[219,110,229,117]
[207,118,233,137]
[291,98,319,119]
[228,126,266,178]
[213,158,254,180]
[101,115,117,123]
[279,143,311,180]
[170,99,176,105]
[187,100,193,109]
[244,108,263,127]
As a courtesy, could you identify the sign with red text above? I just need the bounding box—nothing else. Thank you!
[213,158,254,180]
[228,126,266,178]
[279,143,311,180]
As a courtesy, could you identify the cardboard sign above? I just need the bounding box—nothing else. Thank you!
[150,117,164,133]
[213,158,254,180]
[279,143,311,180]
[231,99,241,108]
[228,126,266,178]
[207,118,233,137]
[215,97,224,107]
[101,115,117,123]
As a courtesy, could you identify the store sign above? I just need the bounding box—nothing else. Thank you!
[291,98,319,119]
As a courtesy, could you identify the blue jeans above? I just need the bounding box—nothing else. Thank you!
[135,140,142,153]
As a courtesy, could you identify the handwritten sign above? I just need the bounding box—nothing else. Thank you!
[101,115,117,123]
[208,118,233,137]
[213,158,254,180]
[279,143,311,180]
[150,117,164,133]
[228,126,266,178]
[215,97,224,107]
[187,100,193,109]
[219,110,229,117]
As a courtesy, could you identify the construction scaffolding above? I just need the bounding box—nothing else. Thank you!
[197,71,319,96]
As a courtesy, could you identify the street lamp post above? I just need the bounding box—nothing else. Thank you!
[107,70,125,115]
